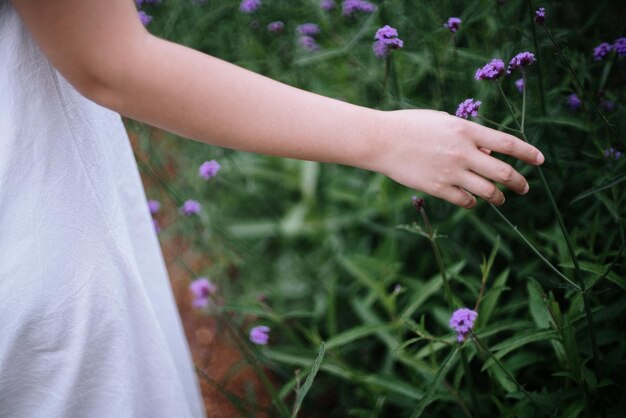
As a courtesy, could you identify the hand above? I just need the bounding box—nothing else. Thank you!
[368,109,545,208]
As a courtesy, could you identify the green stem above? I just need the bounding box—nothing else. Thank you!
[521,71,527,133]
[477,115,522,134]
[496,81,521,129]
[471,331,555,416]
[488,203,579,290]
[460,349,479,416]
[526,0,547,116]
[420,207,454,309]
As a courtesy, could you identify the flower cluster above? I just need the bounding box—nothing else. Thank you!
[593,42,613,61]
[475,58,505,81]
[567,93,581,110]
[147,199,161,233]
[138,10,152,26]
[249,325,271,345]
[267,21,285,33]
[604,147,623,160]
[240,0,261,13]
[296,23,321,37]
[534,7,545,24]
[198,160,221,180]
[320,0,336,11]
[615,37,626,57]
[455,98,481,119]
[342,0,376,17]
[515,78,524,93]
[507,51,536,74]
[189,277,217,309]
[444,17,461,33]
[180,199,202,216]
[449,308,478,342]
[372,25,404,58]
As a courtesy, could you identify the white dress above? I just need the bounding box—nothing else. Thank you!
[0,2,205,417]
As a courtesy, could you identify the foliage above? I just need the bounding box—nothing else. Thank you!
[131,0,626,416]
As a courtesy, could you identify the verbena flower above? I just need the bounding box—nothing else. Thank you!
[455,98,481,119]
[604,147,623,160]
[372,25,403,57]
[249,325,271,345]
[239,0,261,13]
[148,199,161,215]
[600,99,615,112]
[534,7,545,24]
[515,78,524,93]
[593,42,613,61]
[411,195,425,211]
[342,0,376,17]
[180,199,201,216]
[296,23,320,37]
[320,0,336,11]
[190,277,217,309]
[153,219,161,234]
[199,160,221,179]
[138,11,152,26]
[475,58,505,80]
[443,17,461,33]
[267,21,285,33]
[614,37,626,57]
[566,93,581,110]
[507,51,536,74]
[298,35,320,51]
[449,308,478,342]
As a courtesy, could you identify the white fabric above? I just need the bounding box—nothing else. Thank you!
[0,3,205,417]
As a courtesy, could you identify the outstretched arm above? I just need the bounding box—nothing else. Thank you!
[12,0,544,208]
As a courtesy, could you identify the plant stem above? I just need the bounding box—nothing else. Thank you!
[477,115,522,134]
[488,203,579,290]
[471,331,555,416]
[496,81,521,129]
[521,71,527,133]
[419,207,454,309]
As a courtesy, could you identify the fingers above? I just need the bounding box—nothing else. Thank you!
[458,172,506,206]
[429,184,477,209]
[469,152,530,195]
[472,124,544,165]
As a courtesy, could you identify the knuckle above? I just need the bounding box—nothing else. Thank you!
[484,184,499,200]
[501,137,516,154]
[497,165,515,183]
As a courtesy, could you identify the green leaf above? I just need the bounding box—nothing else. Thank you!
[409,345,460,418]
[569,171,626,204]
[478,269,510,327]
[533,115,590,132]
[325,324,396,350]
[482,330,558,371]
[527,278,551,329]
[292,342,325,417]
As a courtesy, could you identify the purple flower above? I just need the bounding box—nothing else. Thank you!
[249,325,271,345]
[298,36,320,51]
[411,195,425,211]
[320,0,336,11]
[267,21,285,33]
[190,277,217,309]
[600,99,615,112]
[615,37,626,57]
[507,51,536,74]
[153,218,161,234]
[342,0,376,17]
[296,23,321,37]
[449,308,478,342]
[604,147,623,160]
[593,42,613,61]
[199,160,221,180]
[138,11,152,26]
[474,58,505,80]
[372,25,403,57]
[515,78,524,93]
[534,7,545,24]
[180,199,201,216]
[566,93,581,110]
[455,98,481,119]
[444,17,462,33]
[148,199,161,215]
[239,0,261,13]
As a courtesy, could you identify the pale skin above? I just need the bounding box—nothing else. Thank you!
[12,0,545,208]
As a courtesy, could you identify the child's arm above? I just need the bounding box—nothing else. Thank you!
[12,0,544,208]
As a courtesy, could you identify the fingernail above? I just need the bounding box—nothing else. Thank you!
[523,183,530,194]
[536,151,545,164]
